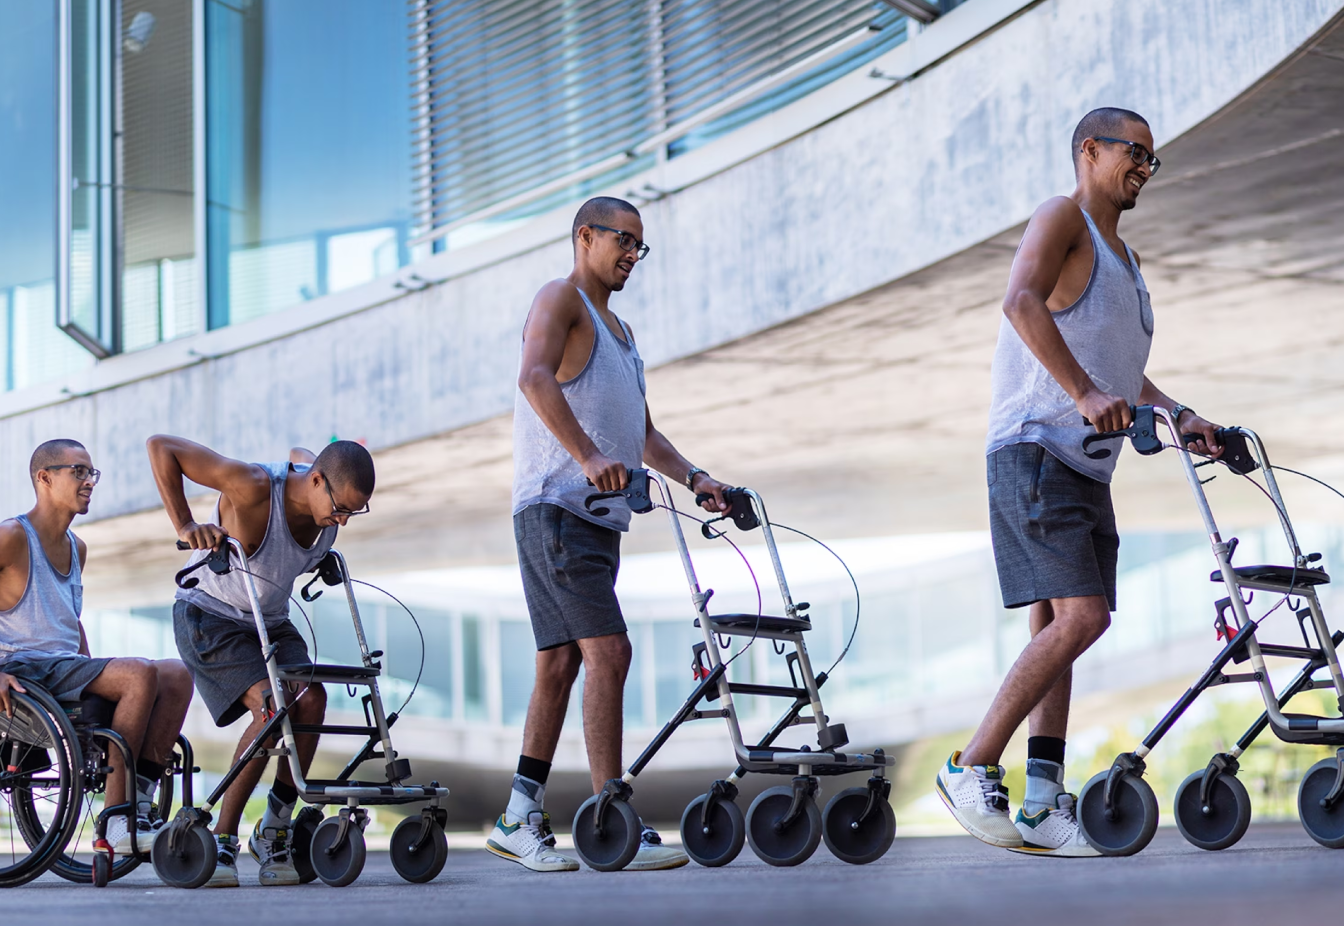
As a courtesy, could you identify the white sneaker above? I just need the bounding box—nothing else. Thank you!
[935,750,1024,848]
[486,811,580,872]
[623,825,689,871]
[110,814,161,856]
[1011,793,1100,857]
[204,835,240,888]
[249,821,301,886]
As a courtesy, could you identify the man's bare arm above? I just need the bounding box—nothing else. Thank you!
[643,405,731,513]
[145,435,268,549]
[1003,197,1131,433]
[1139,377,1222,457]
[518,281,627,492]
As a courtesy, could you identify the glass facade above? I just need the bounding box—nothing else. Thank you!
[205,0,411,329]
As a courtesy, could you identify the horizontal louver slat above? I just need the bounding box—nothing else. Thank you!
[411,0,910,238]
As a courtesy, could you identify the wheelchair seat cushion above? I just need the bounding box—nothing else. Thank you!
[0,652,113,702]
[62,693,116,728]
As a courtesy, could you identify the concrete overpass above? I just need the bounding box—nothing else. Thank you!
[5,0,1344,819]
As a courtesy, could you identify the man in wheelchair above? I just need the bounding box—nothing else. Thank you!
[0,439,193,857]
[147,435,375,887]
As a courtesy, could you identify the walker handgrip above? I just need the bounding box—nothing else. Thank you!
[173,542,232,589]
[582,468,653,516]
[1081,405,1162,459]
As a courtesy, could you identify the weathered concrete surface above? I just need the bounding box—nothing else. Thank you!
[3,0,1340,536]
[10,825,1343,925]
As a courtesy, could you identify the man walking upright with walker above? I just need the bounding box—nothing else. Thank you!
[487,196,734,872]
[936,108,1224,855]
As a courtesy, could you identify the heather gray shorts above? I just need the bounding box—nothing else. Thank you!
[514,503,626,650]
[173,600,311,726]
[988,442,1119,611]
[0,653,112,702]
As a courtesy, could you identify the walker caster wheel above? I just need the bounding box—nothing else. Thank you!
[290,807,324,884]
[151,821,217,889]
[92,850,111,888]
[1174,769,1251,850]
[680,792,745,867]
[572,784,641,871]
[389,815,448,883]
[1297,758,1344,848]
[746,785,822,867]
[1078,769,1158,856]
[311,815,367,887]
[822,786,896,864]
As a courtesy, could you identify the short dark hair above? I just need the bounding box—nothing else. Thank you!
[1072,107,1150,169]
[572,196,640,243]
[30,439,87,485]
[313,440,375,498]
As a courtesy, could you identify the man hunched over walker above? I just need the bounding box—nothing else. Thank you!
[147,436,375,886]
[487,196,736,872]
[936,108,1225,855]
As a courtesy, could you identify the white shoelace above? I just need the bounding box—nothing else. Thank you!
[978,775,1009,812]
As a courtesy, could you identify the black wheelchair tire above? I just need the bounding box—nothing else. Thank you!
[290,806,324,884]
[1,689,84,888]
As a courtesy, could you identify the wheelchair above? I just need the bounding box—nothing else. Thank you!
[0,679,195,887]
[151,538,450,888]
[1073,405,1344,855]
[570,469,897,871]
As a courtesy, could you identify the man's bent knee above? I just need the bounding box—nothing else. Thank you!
[536,644,582,688]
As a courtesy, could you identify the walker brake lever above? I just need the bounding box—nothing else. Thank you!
[695,488,760,536]
[1081,405,1162,459]
[173,540,232,589]
[583,468,653,516]
[301,552,345,601]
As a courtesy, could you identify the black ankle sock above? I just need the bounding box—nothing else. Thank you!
[135,758,166,782]
[270,779,299,807]
[516,755,551,786]
[1027,736,1066,765]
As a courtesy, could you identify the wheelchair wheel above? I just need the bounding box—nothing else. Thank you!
[1173,770,1252,851]
[389,815,448,883]
[92,848,111,887]
[311,815,367,887]
[679,793,745,867]
[572,793,641,871]
[745,786,822,867]
[821,787,896,865]
[151,819,217,889]
[0,689,83,888]
[1297,758,1344,848]
[1078,769,1158,856]
[290,806,324,884]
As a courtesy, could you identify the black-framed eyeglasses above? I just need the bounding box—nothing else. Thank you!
[45,464,100,485]
[589,224,651,260]
[322,476,370,518]
[1092,136,1161,175]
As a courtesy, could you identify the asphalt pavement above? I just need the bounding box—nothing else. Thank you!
[6,823,1341,925]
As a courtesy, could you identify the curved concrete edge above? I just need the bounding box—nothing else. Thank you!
[2,0,1341,521]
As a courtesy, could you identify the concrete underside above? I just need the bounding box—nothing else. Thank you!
[79,11,1344,608]
[10,825,1341,925]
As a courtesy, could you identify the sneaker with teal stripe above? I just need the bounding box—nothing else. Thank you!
[935,750,1024,848]
[486,811,579,872]
[1011,793,1099,857]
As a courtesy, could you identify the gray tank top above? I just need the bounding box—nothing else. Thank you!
[0,514,83,658]
[986,208,1154,483]
[512,286,648,531]
[175,462,337,627]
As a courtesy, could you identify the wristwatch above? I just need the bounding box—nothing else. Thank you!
[1171,404,1195,425]
[685,466,707,490]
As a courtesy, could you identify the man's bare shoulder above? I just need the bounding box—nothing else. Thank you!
[73,534,87,568]
[1030,196,1087,231]
[0,520,28,568]
[527,279,586,330]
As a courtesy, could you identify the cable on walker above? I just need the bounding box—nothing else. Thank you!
[570,468,897,872]
[152,539,452,889]
[1066,405,1344,856]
